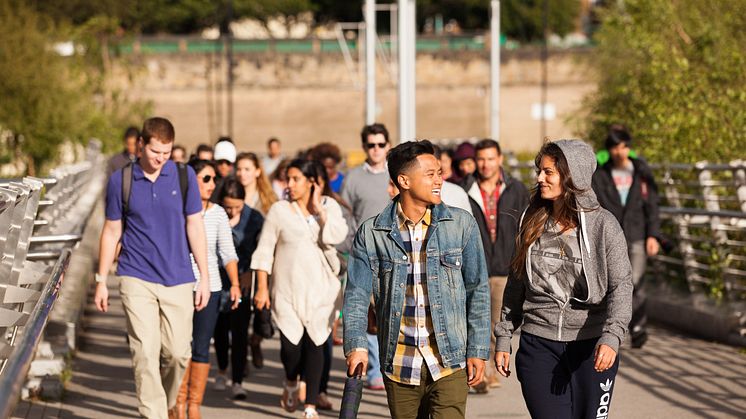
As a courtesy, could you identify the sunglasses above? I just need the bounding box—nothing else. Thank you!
[366,142,387,150]
[201,175,214,183]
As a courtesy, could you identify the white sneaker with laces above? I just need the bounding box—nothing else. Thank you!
[214,374,227,391]
[302,407,319,418]
[232,383,247,400]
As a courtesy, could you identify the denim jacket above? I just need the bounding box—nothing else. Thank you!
[343,198,491,374]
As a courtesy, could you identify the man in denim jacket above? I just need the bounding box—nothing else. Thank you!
[343,140,491,418]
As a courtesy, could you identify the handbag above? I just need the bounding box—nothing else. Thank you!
[253,305,275,339]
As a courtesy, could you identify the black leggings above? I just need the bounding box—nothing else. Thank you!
[213,297,251,384]
[280,330,324,406]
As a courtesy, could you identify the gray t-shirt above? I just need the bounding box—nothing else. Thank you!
[530,222,586,303]
[341,164,391,226]
[611,161,634,205]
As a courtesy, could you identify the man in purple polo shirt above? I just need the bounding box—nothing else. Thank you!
[94,117,211,419]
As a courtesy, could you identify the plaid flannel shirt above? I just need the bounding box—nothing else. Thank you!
[386,204,464,385]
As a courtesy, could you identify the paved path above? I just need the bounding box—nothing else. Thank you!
[13,279,746,418]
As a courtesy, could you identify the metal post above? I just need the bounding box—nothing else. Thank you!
[540,0,549,140]
[365,0,377,125]
[226,0,234,137]
[398,0,416,142]
[490,1,501,142]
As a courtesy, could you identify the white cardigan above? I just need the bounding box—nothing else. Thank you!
[250,197,348,346]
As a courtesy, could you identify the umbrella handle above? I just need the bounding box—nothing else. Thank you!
[348,362,364,379]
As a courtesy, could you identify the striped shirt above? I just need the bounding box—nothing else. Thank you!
[190,204,238,292]
[387,204,464,385]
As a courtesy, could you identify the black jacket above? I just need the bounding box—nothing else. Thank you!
[591,157,661,243]
[460,172,529,277]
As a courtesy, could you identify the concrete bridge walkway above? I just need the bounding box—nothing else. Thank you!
[12,277,746,419]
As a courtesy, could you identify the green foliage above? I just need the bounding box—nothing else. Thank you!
[578,0,746,163]
[32,0,315,35]
[501,0,581,42]
[0,0,149,175]
[30,0,581,38]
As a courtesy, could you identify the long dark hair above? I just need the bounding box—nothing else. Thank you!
[510,142,585,274]
[217,176,246,202]
[188,158,216,176]
[287,159,352,212]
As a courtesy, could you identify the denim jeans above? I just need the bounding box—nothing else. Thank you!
[191,291,221,363]
[366,333,382,383]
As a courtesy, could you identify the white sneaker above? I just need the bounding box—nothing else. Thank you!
[301,407,319,418]
[214,374,227,391]
[232,383,247,400]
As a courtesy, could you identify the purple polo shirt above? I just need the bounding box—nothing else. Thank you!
[105,160,202,286]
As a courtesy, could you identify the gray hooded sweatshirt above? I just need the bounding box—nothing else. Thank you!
[495,140,633,353]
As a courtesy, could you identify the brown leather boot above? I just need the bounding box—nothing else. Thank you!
[250,334,264,369]
[187,362,210,419]
[172,361,191,419]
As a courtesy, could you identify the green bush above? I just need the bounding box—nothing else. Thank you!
[578,0,746,163]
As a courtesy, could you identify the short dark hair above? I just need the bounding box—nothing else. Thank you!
[387,140,436,190]
[475,138,501,155]
[141,117,175,144]
[123,126,140,141]
[196,143,213,154]
[267,137,280,146]
[216,136,233,145]
[217,176,246,201]
[360,123,389,145]
[605,124,632,150]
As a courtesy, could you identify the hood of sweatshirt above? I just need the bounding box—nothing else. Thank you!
[553,139,600,211]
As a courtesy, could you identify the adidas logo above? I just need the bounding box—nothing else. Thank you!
[596,379,614,418]
[600,379,613,392]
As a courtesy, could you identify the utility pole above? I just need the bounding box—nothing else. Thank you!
[225,0,234,138]
[490,1,501,142]
[540,0,549,140]
[365,0,377,125]
[398,0,416,143]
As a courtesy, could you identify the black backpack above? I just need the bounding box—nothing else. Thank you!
[121,162,189,230]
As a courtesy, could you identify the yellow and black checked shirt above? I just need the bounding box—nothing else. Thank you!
[387,204,465,385]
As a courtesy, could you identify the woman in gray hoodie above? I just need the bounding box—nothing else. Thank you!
[494,140,633,419]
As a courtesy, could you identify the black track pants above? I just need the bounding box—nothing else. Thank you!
[516,333,620,419]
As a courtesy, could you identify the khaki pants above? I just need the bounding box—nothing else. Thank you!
[119,276,194,419]
[384,367,469,419]
[486,275,508,377]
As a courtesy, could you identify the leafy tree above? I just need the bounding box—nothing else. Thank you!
[578,0,746,163]
[0,0,148,175]
[501,0,581,42]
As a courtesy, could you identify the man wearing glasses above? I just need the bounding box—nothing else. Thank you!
[341,122,392,391]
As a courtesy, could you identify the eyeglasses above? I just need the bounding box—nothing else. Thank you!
[201,175,214,183]
[366,142,387,150]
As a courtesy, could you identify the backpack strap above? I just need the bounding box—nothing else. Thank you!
[177,162,189,212]
[121,162,134,229]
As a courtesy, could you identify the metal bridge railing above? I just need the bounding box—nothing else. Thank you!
[0,141,104,413]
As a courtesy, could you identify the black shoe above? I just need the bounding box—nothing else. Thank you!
[631,331,648,349]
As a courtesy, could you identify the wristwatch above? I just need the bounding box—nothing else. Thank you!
[95,273,107,284]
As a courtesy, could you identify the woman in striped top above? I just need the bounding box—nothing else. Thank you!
[175,159,240,419]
